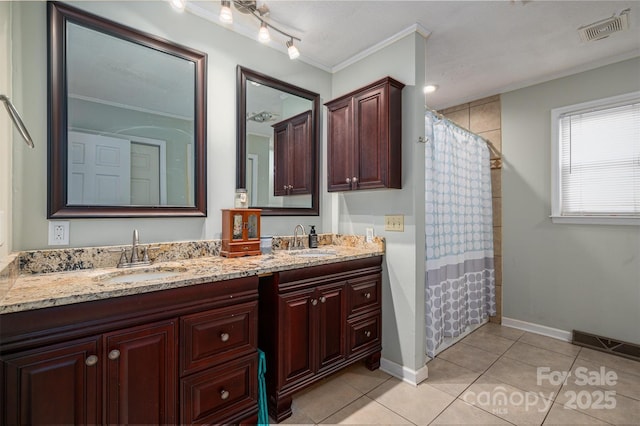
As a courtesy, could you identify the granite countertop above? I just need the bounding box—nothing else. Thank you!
[0,244,383,315]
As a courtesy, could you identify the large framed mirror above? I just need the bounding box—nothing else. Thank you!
[237,66,320,216]
[48,2,207,218]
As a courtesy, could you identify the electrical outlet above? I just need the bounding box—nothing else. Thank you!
[384,215,404,232]
[365,227,374,242]
[48,221,70,246]
[0,210,5,246]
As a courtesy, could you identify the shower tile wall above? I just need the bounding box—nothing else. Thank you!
[440,95,503,323]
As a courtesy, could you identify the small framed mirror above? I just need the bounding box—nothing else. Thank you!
[237,66,320,216]
[48,2,207,218]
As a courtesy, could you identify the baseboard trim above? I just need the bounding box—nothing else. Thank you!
[502,317,572,342]
[380,357,429,386]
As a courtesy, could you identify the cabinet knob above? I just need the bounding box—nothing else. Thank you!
[311,298,318,306]
[283,185,288,190]
[364,330,371,338]
[364,292,371,299]
[352,176,358,183]
[220,332,230,342]
[85,355,98,366]
[346,177,351,184]
[220,390,230,400]
[108,349,121,360]
[288,185,293,190]
[319,296,326,303]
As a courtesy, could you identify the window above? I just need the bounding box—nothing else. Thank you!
[551,92,640,225]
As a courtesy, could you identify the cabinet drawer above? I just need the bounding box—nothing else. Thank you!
[347,275,380,317]
[180,352,258,425]
[347,313,381,356]
[181,301,257,375]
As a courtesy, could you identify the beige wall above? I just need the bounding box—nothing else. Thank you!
[501,58,640,343]
[0,2,11,259]
[440,95,503,322]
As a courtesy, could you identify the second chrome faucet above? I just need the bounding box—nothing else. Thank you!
[291,224,306,250]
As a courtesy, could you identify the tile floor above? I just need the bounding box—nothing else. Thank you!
[271,323,640,425]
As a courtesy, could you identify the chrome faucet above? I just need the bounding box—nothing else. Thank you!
[291,224,306,250]
[117,229,151,268]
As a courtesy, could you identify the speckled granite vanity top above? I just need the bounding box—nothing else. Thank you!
[0,235,384,314]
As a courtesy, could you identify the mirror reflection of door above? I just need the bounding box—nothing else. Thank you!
[247,154,259,206]
[68,132,131,205]
[68,131,167,206]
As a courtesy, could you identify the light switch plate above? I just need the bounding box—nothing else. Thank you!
[384,215,404,232]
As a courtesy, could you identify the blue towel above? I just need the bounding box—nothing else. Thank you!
[257,349,269,425]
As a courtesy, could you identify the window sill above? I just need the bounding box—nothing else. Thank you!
[550,215,640,226]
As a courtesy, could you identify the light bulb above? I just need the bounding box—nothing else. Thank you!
[287,40,300,60]
[258,22,270,43]
[219,1,233,23]
[170,0,186,11]
[424,84,438,94]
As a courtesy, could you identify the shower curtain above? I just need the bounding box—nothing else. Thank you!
[424,111,496,358]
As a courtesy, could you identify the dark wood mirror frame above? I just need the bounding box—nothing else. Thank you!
[236,66,320,216]
[47,2,207,218]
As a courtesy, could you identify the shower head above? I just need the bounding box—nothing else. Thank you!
[0,94,34,148]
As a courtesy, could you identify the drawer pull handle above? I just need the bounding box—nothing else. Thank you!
[220,332,230,342]
[364,330,371,338]
[220,390,230,400]
[364,292,371,299]
[311,298,318,306]
[108,349,120,360]
[85,355,98,366]
[319,296,326,303]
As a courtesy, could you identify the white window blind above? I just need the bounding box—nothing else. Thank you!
[558,100,640,217]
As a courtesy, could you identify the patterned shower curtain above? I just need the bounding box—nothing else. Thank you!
[424,111,496,358]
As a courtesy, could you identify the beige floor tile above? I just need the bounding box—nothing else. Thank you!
[424,357,481,397]
[503,341,576,372]
[570,357,640,401]
[438,342,501,373]
[543,403,609,425]
[320,396,412,425]
[431,399,511,425]
[484,357,561,396]
[461,376,553,424]
[293,376,363,423]
[557,389,640,425]
[578,347,640,376]
[474,323,524,341]
[462,331,515,355]
[367,378,456,425]
[519,332,581,357]
[335,362,392,394]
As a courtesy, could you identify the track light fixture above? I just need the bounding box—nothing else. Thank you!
[217,0,301,59]
[219,0,233,23]
[286,39,300,60]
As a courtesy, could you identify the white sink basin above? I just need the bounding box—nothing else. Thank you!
[287,249,337,258]
[96,267,186,284]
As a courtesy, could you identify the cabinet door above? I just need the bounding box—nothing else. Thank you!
[278,289,314,388]
[354,85,388,190]
[316,283,347,372]
[105,319,177,425]
[273,123,289,196]
[3,337,101,425]
[327,98,354,192]
[289,111,313,195]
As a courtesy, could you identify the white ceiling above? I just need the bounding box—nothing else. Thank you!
[187,0,640,109]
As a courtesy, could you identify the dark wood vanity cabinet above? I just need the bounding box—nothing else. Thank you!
[0,276,259,425]
[259,256,383,422]
[326,77,404,192]
[273,110,313,196]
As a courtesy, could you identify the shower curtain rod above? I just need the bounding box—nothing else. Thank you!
[421,105,501,159]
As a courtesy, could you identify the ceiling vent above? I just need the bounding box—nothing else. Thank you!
[578,9,630,42]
